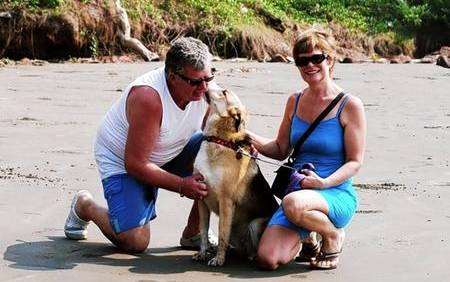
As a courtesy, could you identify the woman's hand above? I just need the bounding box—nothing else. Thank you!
[300,169,329,189]
[249,143,259,158]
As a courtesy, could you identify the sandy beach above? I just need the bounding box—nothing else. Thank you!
[1,61,449,281]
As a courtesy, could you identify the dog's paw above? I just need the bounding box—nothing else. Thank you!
[207,255,225,266]
[207,243,218,253]
[192,251,208,262]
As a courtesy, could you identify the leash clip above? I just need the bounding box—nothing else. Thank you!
[236,147,243,159]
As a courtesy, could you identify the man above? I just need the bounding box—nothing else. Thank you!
[64,37,216,253]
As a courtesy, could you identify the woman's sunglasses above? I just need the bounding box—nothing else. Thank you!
[295,53,328,67]
[176,72,214,86]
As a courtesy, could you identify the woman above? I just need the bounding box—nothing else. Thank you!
[248,27,366,270]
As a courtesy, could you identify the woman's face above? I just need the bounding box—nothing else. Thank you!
[296,49,333,85]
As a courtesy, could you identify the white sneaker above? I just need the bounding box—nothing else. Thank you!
[64,190,91,240]
[180,230,218,250]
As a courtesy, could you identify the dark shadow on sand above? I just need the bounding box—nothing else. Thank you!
[4,236,312,279]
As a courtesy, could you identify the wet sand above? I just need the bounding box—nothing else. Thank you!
[1,62,449,281]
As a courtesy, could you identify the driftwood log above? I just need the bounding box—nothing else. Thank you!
[114,0,158,61]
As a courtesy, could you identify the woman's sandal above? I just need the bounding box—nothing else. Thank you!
[295,242,321,263]
[310,250,342,270]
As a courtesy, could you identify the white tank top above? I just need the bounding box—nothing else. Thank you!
[94,67,208,180]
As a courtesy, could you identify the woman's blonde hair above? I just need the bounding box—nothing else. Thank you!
[293,26,337,61]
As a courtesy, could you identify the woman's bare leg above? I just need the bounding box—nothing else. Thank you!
[283,190,345,268]
[256,225,301,270]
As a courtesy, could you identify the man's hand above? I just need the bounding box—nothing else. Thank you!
[180,173,208,200]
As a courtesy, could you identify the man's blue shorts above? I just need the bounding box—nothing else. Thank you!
[102,132,204,234]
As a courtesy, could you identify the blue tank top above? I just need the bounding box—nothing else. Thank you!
[290,92,354,193]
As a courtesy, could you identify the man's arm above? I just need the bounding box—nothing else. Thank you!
[124,86,207,199]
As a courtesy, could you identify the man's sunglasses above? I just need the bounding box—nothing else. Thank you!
[295,53,328,67]
[176,72,214,86]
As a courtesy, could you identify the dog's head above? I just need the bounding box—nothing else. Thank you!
[204,86,248,139]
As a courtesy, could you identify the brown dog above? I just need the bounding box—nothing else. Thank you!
[193,86,278,266]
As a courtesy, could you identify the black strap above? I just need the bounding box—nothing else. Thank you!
[289,92,345,162]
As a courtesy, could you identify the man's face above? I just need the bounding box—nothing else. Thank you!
[173,65,214,101]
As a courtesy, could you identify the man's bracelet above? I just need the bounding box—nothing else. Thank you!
[178,178,185,197]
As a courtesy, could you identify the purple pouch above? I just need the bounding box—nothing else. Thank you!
[284,163,316,195]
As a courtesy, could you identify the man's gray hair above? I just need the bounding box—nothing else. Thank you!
[165,37,212,75]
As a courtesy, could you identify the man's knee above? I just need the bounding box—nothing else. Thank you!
[116,226,150,253]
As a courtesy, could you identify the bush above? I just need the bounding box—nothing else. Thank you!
[2,0,447,55]
[3,0,64,9]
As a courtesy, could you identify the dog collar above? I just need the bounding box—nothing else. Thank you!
[204,136,250,159]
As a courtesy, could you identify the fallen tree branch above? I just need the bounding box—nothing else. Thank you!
[0,11,13,57]
[0,11,12,19]
[114,0,158,61]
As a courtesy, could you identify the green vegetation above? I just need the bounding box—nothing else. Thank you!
[183,0,257,29]
[4,0,64,9]
[1,0,448,58]
[2,0,447,38]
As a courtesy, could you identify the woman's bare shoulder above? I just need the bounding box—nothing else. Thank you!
[344,94,364,111]
[340,94,365,126]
